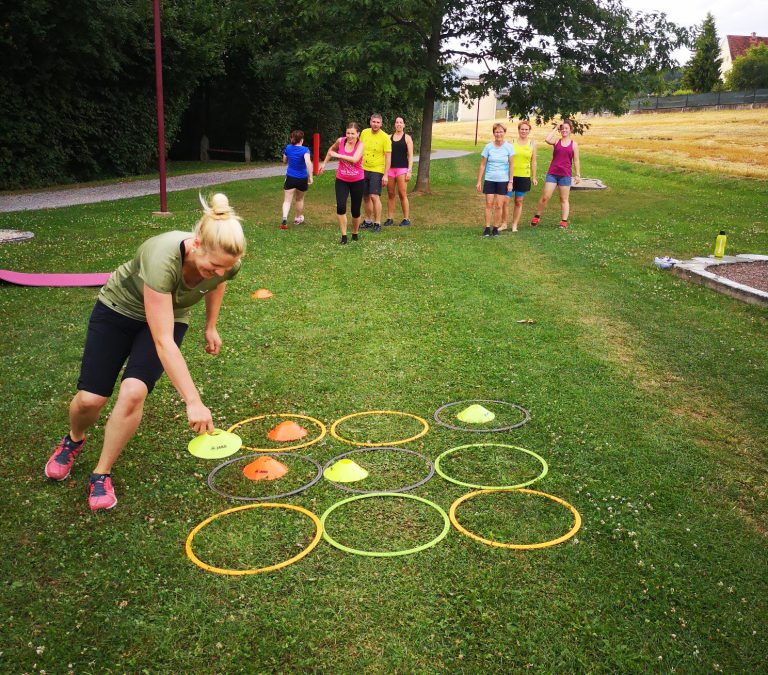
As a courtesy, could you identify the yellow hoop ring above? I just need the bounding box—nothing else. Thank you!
[226,413,327,452]
[185,503,323,575]
[330,410,430,447]
[449,489,582,550]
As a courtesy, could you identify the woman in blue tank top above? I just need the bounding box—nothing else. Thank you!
[280,129,314,230]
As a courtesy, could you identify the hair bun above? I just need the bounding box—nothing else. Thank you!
[209,193,230,216]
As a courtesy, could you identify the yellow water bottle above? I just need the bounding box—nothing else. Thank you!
[714,230,727,258]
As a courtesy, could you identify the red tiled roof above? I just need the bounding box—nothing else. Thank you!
[726,34,768,59]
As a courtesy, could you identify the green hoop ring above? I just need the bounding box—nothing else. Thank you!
[320,493,450,557]
[434,443,548,489]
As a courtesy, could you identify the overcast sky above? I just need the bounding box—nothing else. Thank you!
[621,0,768,63]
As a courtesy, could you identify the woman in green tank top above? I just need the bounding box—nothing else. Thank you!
[44,194,246,512]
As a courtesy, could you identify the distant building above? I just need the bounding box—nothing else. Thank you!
[456,79,500,122]
[720,33,768,78]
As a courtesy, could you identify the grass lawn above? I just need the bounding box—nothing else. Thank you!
[0,144,766,672]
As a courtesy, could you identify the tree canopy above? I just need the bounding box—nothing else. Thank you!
[681,13,722,93]
[726,44,768,90]
[296,0,687,191]
[1,0,687,190]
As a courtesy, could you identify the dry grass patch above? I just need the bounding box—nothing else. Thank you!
[432,109,768,179]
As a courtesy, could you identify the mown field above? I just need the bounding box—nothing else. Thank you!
[432,108,768,179]
[0,135,766,672]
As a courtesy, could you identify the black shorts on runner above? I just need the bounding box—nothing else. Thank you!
[77,300,188,397]
[363,170,384,196]
[512,176,532,194]
[483,180,510,195]
[284,175,309,191]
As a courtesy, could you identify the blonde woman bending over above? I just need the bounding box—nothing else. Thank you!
[45,193,246,511]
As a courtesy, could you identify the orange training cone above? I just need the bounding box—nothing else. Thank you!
[251,288,273,299]
[267,420,308,442]
[243,456,289,481]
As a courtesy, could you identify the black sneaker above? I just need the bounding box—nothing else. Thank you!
[383,218,394,227]
[399,219,411,227]
[492,227,499,236]
[351,233,359,241]
[483,227,491,237]
[340,235,348,245]
[372,223,381,232]
[361,220,373,229]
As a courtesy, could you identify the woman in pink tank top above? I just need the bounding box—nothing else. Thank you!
[530,119,581,229]
[320,122,365,244]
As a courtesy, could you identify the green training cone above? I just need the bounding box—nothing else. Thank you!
[323,459,369,483]
[456,404,496,424]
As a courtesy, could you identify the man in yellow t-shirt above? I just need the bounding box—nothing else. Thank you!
[360,113,392,232]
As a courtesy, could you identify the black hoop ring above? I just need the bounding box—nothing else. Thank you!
[322,447,435,494]
[433,399,530,432]
[207,452,323,501]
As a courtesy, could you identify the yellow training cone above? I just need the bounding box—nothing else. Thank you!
[323,459,369,483]
[188,429,243,459]
[243,456,289,481]
[251,288,273,299]
[456,404,496,424]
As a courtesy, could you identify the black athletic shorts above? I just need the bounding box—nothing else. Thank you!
[284,175,309,191]
[77,300,188,397]
[363,170,384,196]
[512,176,532,194]
[483,180,510,195]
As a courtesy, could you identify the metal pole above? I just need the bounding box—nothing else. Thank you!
[474,97,480,146]
[153,0,168,213]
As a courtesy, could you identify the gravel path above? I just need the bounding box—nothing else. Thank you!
[0,150,470,213]
[708,261,768,292]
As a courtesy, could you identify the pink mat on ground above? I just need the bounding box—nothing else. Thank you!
[0,269,111,287]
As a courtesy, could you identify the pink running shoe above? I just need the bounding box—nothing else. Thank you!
[88,474,117,511]
[45,435,86,481]
[293,215,304,225]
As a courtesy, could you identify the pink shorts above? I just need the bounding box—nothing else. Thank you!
[387,167,410,178]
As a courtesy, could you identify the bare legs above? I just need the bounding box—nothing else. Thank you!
[281,188,295,221]
[386,174,410,221]
[282,188,307,223]
[510,196,524,231]
[336,215,361,237]
[294,190,306,220]
[68,390,108,442]
[67,377,149,474]
[363,194,382,224]
[484,194,508,228]
[558,184,570,221]
[533,182,570,223]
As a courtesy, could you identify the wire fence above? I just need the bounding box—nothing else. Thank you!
[629,89,768,111]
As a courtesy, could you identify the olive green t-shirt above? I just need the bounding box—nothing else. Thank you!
[98,231,241,324]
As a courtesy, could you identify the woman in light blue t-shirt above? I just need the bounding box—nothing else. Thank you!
[475,122,514,237]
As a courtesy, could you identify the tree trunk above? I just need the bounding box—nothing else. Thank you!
[414,5,444,194]
[415,87,436,193]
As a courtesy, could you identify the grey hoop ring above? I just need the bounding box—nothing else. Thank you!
[207,452,323,502]
[433,399,530,432]
[322,447,435,494]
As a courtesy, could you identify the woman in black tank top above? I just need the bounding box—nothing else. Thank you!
[384,117,414,226]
